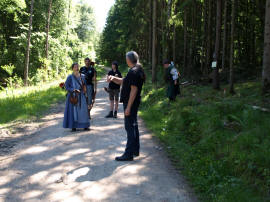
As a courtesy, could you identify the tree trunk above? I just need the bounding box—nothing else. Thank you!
[229,0,236,94]
[202,0,208,76]
[173,23,176,62]
[262,0,270,94]
[165,0,172,60]
[167,0,172,18]
[213,0,222,90]
[188,2,195,79]
[45,0,53,60]
[152,0,157,84]
[222,0,228,71]
[206,0,212,75]
[183,10,188,74]
[172,1,176,62]
[148,0,152,65]
[24,0,34,86]
[66,0,71,41]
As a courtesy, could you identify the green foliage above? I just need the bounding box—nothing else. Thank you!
[140,71,270,201]
[75,2,96,42]
[99,0,266,81]
[0,83,66,125]
[1,64,15,76]
[97,0,150,64]
[0,0,98,87]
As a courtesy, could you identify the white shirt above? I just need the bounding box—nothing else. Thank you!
[170,67,179,81]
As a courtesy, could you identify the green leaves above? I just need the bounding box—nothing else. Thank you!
[1,64,15,76]
[0,0,26,13]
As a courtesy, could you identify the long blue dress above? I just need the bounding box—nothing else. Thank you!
[63,74,90,129]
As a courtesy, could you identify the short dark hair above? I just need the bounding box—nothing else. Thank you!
[90,61,95,66]
[112,61,118,69]
[163,59,170,65]
[71,63,78,69]
[85,57,91,62]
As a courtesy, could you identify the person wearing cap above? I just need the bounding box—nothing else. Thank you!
[79,58,97,119]
[163,60,180,101]
[104,61,122,118]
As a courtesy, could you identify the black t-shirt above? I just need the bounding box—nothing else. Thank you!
[108,70,122,89]
[120,66,144,107]
[79,66,96,85]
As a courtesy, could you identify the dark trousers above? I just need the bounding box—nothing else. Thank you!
[123,104,140,156]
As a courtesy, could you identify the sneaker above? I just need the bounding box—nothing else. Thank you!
[105,111,114,118]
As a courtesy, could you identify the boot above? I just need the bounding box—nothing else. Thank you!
[113,111,117,118]
[105,111,113,118]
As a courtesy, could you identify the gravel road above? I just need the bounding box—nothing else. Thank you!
[0,76,197,202]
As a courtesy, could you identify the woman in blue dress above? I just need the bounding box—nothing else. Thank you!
[63,63,90,131]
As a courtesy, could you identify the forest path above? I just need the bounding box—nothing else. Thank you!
[0,75,196,202]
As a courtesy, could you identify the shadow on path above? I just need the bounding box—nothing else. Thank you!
[0,77,197,202]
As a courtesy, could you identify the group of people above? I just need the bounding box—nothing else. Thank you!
[63,51,180,161]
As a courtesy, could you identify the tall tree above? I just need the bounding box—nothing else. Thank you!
[45,0,53,60]
[152,0,157,84]
[213,0,222,90]
[222,0,228,71]
[183,9,188,73]
[206,0,212,75]
[148,0,152,65]
[262,0,270,94]
[24,0,34,86]
[229,0,236,94]
[66,0,71,41]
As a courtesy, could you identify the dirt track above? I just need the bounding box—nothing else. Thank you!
[0,76,197,202]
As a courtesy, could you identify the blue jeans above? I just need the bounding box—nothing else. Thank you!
[86,85,93,105]
[123,104,140,156]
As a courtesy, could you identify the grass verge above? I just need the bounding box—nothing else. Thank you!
[140,77,270,202]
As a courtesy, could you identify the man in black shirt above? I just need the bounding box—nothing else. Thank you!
[79,57,97,119]
[107,51,145,161]
[105,61,122,118]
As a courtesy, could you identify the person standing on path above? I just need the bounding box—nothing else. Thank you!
[79,58,97,119]
[107,51,145,161]
[63,63,90,131]
[104,61,122,118]
[163,59,180,101]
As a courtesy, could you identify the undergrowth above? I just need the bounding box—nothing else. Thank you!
[140,75,270,202]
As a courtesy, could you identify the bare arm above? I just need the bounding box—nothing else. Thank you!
[93,72,97,92]
[125,85,138,116]
[108,75,123,85]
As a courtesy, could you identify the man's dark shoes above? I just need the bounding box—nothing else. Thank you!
[133,152,140,157]
[115,154,133,161]
[105,111,114,118]
[71,128,76,132]
[113,111,117,118]
[84,128,90,131]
